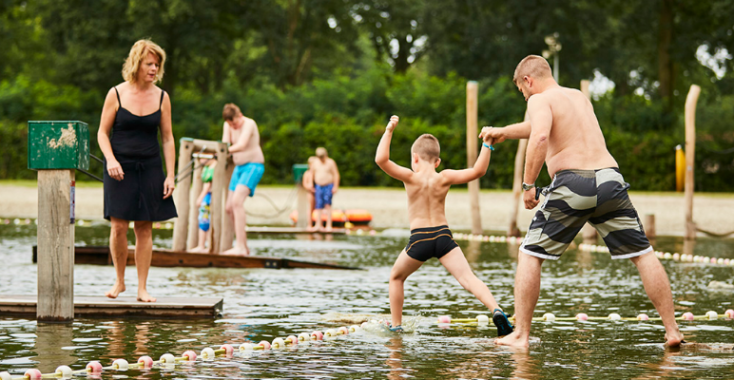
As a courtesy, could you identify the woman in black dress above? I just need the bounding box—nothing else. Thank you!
[97,39,177,302]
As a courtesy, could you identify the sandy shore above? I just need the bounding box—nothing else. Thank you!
[1,182,733,237]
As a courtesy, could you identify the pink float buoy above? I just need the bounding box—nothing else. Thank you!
[575,313,588,321]
[258,340,271,350]
[138,356,154,368]
[682,312,695,321]
[710,257,717,264]
[220,344,234,357]
[637,314,649,321]
[311,331,324,340]
[182,350,197,361]
[437,315,451,323]
[287,335,298,346]
[24,369,42,380]
[338,326,349,335]
[86,361,103,373]
[725,309,734,319]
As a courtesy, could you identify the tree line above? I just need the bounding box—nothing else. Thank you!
[1,0,733,191]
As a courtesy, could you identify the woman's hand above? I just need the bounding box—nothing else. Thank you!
[107,159,125,181]
[163,176,175,199]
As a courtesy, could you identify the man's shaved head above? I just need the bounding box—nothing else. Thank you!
[513,55,553,85]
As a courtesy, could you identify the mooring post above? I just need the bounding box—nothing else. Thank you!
[466,81,482,235]
[210,142,229,253]
[220,157,236,252]
[684,84,701,240]
[293,164,310,229]
[172,138,194,251]
[28,121,90,322]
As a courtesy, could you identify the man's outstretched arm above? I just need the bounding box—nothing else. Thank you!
[522,96,553,209]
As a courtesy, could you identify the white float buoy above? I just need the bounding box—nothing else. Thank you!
[55,366,73,377]
[706,311,718,320]
[112,359,129,370]
[201,347,216,360]
[542,313,556,322]
[160,353,176,364]
[476,315,489,324]
[608,313,621,321]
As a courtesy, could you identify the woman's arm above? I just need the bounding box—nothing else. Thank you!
[97,88,124,181]
[160,91,176,199]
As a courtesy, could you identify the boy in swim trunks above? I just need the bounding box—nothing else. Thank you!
[190,156,216,253]
[375,115,513,336]
[308,147,340,231]
[222,103,265,255]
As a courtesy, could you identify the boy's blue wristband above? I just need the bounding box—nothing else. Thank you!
[483,142,495,151]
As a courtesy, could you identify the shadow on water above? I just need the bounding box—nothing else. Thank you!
[0,223,733,379]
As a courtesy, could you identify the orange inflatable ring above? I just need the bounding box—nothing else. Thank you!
[289,209,372,226]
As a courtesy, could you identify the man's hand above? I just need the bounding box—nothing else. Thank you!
[386,115,399,132]
[523,187,539,209]
[479,126,506,144]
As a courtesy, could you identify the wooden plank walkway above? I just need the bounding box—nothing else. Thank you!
[247,226,347,235]
[32,246,361,270]
[0,295,223,319]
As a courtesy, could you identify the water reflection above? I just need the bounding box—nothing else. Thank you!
[33,323,75,373]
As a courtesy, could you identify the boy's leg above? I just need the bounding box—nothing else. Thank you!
[439,247,500,311]
[312,208,323,231]
[223,185,250,255]
[390,250,423,327]
[325,204,332,231]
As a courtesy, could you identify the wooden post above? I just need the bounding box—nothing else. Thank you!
[172,138,194,251]
[580,79,598,243]
[466,81,482,235]
[508,138,528,237]
[210,142,229,253]
[186,162,205,250]
[220,156,236,252]
[644,214,656,240]
[684,84,701,240]
[37,170,75,322]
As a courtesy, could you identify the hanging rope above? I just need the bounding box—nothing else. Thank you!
[246,185,299,218]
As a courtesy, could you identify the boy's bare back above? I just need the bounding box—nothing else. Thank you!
[375,115,493,230]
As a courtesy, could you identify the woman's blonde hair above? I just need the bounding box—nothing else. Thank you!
[122,39,166,83]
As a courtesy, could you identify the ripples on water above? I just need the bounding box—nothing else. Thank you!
[0,224,733,379]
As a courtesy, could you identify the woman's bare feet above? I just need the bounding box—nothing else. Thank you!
[105,282,126,299]
[137,289,157,302]
[222,246,250,256]
[494,331,530,349]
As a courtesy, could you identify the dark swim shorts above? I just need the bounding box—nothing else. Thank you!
[521,168,652,260]
[405,225,459,262]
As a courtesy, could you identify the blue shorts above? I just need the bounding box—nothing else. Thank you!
[198,192,211,232]
[315,183,333,209]
[229,163,265,195]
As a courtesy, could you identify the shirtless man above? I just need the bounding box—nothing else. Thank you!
[308,147,340,231]
[480,55,684,348]
[375,115,513,335]
[222,103,265,255]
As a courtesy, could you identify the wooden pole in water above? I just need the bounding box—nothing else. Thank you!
[186,162,204,250]
[210,142,229,253]
[684,84,701,240]
[220,157,235,252]
[580,80,598,243]
[644,213,656,240]
[466,81,482,235]
[508,134,528,237]
[172,138,194,251]
[37,170,75,322]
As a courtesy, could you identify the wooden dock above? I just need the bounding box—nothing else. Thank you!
[32,246,361,270]
[0,295,223,319]
[247,226,347,235]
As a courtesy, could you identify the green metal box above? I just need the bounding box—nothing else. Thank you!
[293,164,309,184]
[28,121,90,170]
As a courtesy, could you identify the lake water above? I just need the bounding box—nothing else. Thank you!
[1,223,733,379]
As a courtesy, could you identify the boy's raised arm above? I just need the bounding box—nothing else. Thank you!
[441,136,494,185]
[375,115,413,182]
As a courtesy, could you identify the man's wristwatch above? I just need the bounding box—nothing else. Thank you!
[522,182,535,191]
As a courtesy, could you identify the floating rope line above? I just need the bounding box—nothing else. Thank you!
[4,310,734,379]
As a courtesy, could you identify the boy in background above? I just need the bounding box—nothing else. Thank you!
[308,147,340,231]
[374,115,512,336]
[190,156,216,253]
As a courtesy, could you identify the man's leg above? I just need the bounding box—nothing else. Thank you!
[439,247,500,311]
[630,252,684,346]
[313,208,323,231]
[495,253,544,348]
[133,220,156,302]
[105,217,129,298]
[223,185,250,255]
[389,250,423,327]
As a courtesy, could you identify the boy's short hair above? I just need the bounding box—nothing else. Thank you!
[411,134,440,163]
[222,103,241,121]
[315,147,328,157]
[513,55,552,85]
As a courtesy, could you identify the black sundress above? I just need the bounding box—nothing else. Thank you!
[103,87,178,221]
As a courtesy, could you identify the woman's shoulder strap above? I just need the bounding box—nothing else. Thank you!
[159,90,165,110]
[113,87,121,107]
